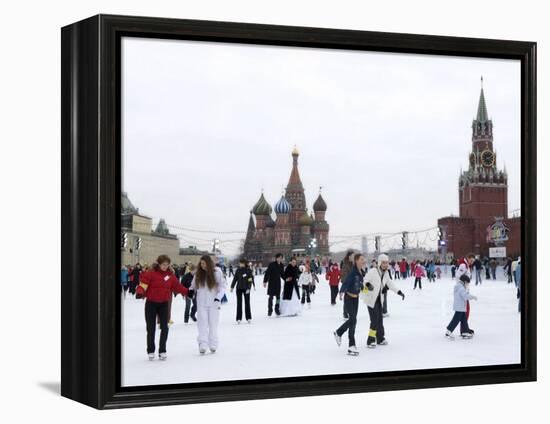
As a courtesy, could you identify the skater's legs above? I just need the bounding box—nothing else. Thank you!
[196,307,209,349]
[336,295,357,345]
[158,301,169,353]
[459,313,470,333]
[382,292,388,315]
[446,311,465,333]
[244,291,252,320]
[345,296,358,347]
[145,301,158,354]
[274,295,280,315]
[330,285,338,304]
[236,289,244,321]
[184,296,191,323]
[208,306,220,350]
[268,295,273,315]
[367,298,384,343]
[190,297,197,320]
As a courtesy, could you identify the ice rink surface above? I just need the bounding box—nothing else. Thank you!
[121,269,520,387]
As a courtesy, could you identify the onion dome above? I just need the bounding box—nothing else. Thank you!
[299,210,313,226]
[274,195,292,214]
[252,193,272,216]
[313,193,327,212]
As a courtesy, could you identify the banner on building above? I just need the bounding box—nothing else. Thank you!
[489,247,507,258]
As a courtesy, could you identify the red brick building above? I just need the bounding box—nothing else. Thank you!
[437,79,521,260]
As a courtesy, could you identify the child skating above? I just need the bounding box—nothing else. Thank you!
[299,264,313,308]
[445,274,478,340]
[413,264,425,289]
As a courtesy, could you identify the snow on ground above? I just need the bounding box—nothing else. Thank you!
[121,268,520,387]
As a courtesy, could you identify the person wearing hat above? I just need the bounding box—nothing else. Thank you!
[445,274,478,340]
[362,253,405,349]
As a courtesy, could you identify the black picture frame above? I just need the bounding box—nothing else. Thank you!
[61,14,537,409]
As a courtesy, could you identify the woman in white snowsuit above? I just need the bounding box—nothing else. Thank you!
[362,254,405,348]
[190,255,227,354]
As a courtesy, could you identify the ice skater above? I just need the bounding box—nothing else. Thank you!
[120,265,129,298]
[413,263,425,289]
[325,262,341,305]
[340,250,354,319]
[230,258,255,323]
[299,264,313,307]
[263,253,285,316]
[456,253,475,323]
[333,253,366,356]
[181,263,197,323]
[135,255,190,360]
[190,255,227,354]
[363,254,405,349]
[280,257,301,317]
[445,274,478,339]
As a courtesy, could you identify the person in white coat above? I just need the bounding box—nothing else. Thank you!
[362,253,405,348]
[190,255,227,354]
[299,264,314,307]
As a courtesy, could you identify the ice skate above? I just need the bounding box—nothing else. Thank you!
[366,336,377,349]
[159,352,167,361]
[210,348,217,354]
[333,331,342,347]
[168,320,174,327]
[148,353,155,361]
[199,346,207,355]
[347,345,359,356]
[236,320,242,325]
[461,332,474,339]
[377,339,389,346]
[247,319,252,324]
[445,330,455,340]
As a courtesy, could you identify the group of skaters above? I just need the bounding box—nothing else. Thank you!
[121,249,522,360]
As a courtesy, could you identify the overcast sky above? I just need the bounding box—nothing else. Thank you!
[122,37,521,255]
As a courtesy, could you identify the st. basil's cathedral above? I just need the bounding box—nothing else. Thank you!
[243,147,330,264]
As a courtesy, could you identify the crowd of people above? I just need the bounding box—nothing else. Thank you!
[120,250,521,360]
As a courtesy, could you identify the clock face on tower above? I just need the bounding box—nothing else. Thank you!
[481,149,495,167]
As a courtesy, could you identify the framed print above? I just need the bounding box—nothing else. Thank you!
[61,14,537,409]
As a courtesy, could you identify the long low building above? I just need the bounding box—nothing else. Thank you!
[121,192,214,267]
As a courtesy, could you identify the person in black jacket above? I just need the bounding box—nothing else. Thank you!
[230,258,256,323]
[180,263,197,323]
[282,257,300,299]
[333,253,366,356]
[263,253,285,316]
[129,263,142,295]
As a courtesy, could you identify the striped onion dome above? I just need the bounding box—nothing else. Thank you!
[274,195,292,215]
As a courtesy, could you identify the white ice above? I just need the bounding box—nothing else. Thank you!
[121,267,520,387]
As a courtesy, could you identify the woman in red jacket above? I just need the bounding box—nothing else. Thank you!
[136,254,189,360]
[326,263,341,305]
